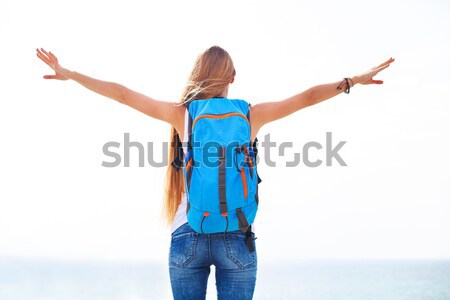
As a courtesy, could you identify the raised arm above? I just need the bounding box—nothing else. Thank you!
[36,48,184,131]
[250,58,395,132]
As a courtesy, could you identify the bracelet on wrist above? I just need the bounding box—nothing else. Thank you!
[337,78,352,94]
[348,77,354,87]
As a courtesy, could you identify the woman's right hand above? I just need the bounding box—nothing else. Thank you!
[36,48,69,80]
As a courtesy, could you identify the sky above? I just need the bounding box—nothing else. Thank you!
[0,0,449,263]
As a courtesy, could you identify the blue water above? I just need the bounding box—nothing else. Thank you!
[1,258,449,300]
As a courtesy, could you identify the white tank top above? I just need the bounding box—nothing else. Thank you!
[170,108,256,233]
[170,109,190,233]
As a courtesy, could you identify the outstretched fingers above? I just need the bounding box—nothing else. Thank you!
[48,51,58,62]
[36,48,62,80]
[369,58,394,84]
[373,57,395,70]
[38,48,56,64]
[358,57,395,85]
[40,48,51,58]
[36,48,50,65]
[374,63,391,74]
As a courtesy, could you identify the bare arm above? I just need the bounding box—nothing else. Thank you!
[250,58,395,132]
[36,48,184,130]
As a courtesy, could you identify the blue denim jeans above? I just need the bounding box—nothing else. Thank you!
[169,222,257,300]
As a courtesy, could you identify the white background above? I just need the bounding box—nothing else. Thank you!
[1,0,449,263]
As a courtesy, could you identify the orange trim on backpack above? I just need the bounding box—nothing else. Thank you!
[204,211,210,217]
[186,157,193,171]
[192,113,249,130]
[240,168,248,198]
[221,212,228,217]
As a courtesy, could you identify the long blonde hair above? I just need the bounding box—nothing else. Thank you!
[163,46,236,225]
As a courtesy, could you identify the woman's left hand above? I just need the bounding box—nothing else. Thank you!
[353,57,395,85]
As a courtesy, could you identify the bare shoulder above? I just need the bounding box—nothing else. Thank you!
[248,102,264,142]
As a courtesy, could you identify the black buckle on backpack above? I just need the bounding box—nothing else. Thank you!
[236,208,249,232]
[245,226,255,253]
[233,146,246,172]
[170,133,184,171]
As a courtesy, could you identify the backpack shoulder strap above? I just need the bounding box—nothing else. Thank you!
[170,101,194,171]
[185,101,193,153]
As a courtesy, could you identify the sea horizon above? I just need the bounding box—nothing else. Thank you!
[1,256,450,300]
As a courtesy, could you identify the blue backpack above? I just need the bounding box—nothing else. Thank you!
[171,97,261,249]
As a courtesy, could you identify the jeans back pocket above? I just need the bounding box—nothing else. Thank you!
[169,231,199,268]
[223,231,257,269]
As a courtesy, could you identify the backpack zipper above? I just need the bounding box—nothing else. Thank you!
[191,112,249,130]
[240,168,248,198]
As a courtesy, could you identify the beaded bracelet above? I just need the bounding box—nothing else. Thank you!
[337,77,353,94]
